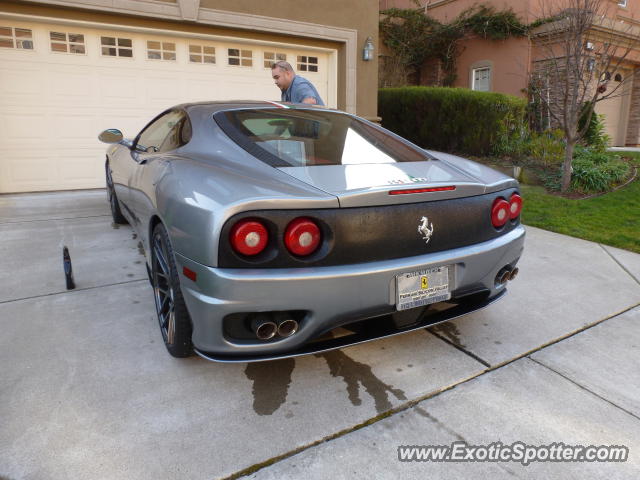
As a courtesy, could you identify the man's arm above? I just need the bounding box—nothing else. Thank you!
[293,81,320,105]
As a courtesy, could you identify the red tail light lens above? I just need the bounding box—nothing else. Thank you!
[509,193,523,219]
[284,217,321,256]
[230,219,268,256]
[491,198,510,228]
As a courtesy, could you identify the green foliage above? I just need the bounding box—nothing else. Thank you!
[378,86,527,156]
[456,5,527,40]
[380,4,526,86]
[494,128,565,167]
[578,103,610,151]
[379,8,440,71]
[526,130,566,166]
[541,147,630,193]
[571,147,629,193]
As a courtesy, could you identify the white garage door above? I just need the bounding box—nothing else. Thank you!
[0,19,335,193]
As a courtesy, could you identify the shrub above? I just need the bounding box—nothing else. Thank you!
[578,103,610,152]
[378,87,527,156]
[542,147,629,193]
[526,129,565,167]
[570,147,629,193]
[494,129,565,167]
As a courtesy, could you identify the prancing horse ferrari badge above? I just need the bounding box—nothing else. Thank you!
[418,216,434,244]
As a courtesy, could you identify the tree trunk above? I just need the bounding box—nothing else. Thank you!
[561,140,575,193]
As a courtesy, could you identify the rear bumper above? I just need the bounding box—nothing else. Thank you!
[176,225,525,361]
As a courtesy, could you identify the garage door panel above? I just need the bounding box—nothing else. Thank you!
[0,154,56,192]
[144,76,183,104]
[0,66,44,108]
[55,152,103,183]
[184,78,220,102]
[49,69,93,101]
[2,113,48,141]
[98,74,138,105]
[53,114,100,139]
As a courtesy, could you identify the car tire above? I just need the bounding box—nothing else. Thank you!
[151,223,193,358]
[105,162,128,225]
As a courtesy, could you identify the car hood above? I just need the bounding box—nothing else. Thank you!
[277,155,515,207]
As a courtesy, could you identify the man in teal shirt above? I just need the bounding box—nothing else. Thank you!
[271,60,325,106]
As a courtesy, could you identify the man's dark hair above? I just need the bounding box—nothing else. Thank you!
[271,60,294,72]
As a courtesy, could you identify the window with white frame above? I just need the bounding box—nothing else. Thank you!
[618,0,627,7]
[228,48,252,67]
[472,66,491,91]
[101,36,133,57]
[147,40,176,61]
[264,51,286,68]
[50,31,85,54]
[297,55,318,72]
[189,44,215,63]
[0,26,33,49]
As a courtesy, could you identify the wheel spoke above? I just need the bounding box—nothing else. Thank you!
[153,242,169,276]
[166,310,175,344]
[159,310,169,330]
[160,294,170,312]
[156,286,169,295]
[155,271,168,280]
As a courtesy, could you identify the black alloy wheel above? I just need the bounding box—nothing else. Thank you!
[105,162,128,225]
[151,223,193,357]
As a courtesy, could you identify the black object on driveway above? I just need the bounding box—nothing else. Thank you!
[63,246,75,290]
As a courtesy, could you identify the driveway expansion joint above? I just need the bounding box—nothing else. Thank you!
[0,214,111,225]
[529,357,640,422]
[0,279,148,305]
[426,328,491,368]
[599,243,640,286]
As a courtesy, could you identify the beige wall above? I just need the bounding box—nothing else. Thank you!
[427,0,640,23]
[199,0,380,118]
[420,0,532,96]
[452,36,530,96]
[380,0,426,9]
[5,0,380,118]
[426,0,533,23]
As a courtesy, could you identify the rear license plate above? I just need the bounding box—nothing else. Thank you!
[396,266,451,311]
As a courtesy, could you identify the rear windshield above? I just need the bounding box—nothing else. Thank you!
[215,108,430,167]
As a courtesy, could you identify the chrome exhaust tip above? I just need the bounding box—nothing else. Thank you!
[250,315,277,340]
[499,269,511,285]
[509,267,519,281]
[277,319,299,337]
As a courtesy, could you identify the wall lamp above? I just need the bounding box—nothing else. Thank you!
[363,36,374,61]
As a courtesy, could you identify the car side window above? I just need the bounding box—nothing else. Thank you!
[160,114,192,152]
[135,110,185,153]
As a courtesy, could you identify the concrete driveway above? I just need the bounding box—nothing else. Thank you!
[1,190,639,480]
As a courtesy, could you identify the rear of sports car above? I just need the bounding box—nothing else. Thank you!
[176,106,525,362]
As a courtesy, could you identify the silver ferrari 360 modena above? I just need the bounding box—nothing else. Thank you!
[99,101,525,362]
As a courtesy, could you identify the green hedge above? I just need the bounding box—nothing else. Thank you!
[378,87,527,156]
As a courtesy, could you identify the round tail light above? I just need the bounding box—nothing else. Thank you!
[509,193,523,219]
[284,217,321,256]
[230,219,268,256]
[491,198,510,228]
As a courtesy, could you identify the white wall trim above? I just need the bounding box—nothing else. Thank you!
[13,0,356,112]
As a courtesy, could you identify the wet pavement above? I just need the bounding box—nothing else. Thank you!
[1,189,639,480]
